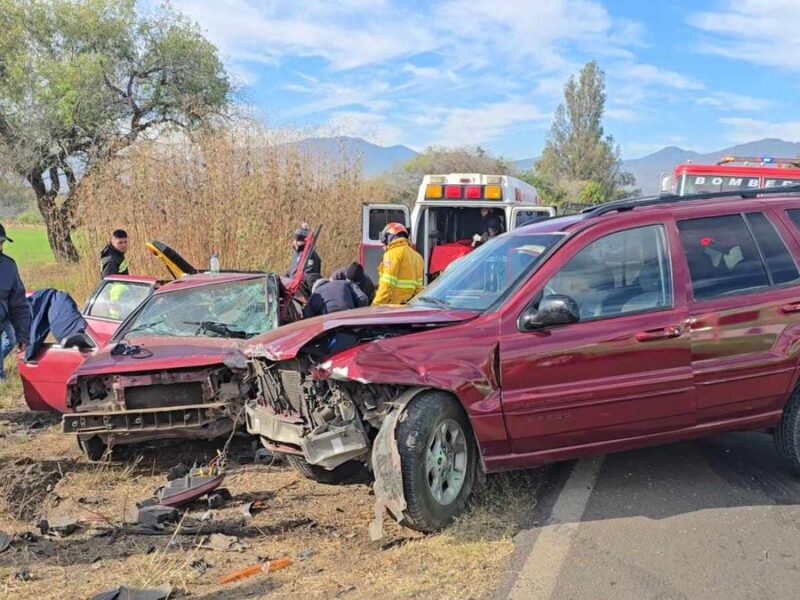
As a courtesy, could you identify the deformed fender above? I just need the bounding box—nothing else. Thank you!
[369,387,430,541]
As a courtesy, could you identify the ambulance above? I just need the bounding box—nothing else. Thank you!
[661,155,800,195]
[360,173,556,284]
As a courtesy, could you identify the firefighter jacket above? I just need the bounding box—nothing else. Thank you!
[373,238,424,305]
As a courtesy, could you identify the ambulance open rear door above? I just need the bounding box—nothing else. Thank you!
[360,203,409,285]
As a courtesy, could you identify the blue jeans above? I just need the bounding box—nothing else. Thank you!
[0,322,16,380]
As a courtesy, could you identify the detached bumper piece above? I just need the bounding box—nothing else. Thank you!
[63,402,229,435]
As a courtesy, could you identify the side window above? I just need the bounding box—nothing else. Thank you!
[514,210,551,228]
[87,282,151,320]
[744,212,799,285]
[677,215,769,301]
[544,225,672,320]
[368,208,407,241]
[785,208,800,233]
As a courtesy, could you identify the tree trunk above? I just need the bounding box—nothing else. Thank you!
[28,173,80,263]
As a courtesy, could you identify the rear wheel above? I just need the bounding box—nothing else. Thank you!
[775,386,800,474]
[395,391,477,532]
[285,454,364,485]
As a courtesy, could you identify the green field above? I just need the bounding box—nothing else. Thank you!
[3,226,54,266]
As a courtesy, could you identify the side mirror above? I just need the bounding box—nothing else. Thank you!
[62,331,95,350]
[520,294,580,331]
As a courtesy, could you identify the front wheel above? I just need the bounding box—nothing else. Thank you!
[396,391,477,532]
[775,387,800,474]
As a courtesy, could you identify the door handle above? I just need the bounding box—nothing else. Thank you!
[780,302,800,314]
[636,326,682,342]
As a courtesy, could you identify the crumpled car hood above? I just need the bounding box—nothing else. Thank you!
[73,337,248,378]
[245,305,478,361]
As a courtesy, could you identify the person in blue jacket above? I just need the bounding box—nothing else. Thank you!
[0,224,31,379]
[303,277,368,318]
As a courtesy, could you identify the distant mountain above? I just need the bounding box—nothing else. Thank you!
[625,138,800,194]
[289,136,800,194]
[512,138,800,195]
[289,136,417,176]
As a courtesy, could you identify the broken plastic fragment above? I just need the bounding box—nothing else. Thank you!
[218,558,292,585]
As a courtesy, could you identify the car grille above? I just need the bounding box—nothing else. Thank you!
[279,369,303,411]
[125,383,205,409]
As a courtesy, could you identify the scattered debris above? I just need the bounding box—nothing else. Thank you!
[207,488,231,509]
[336,584,357,597]
[200,510,214,522]
[45,516,81,537]
[167,464,189,481]
[13,568,33,582]
[218,558,292,585]
[239,499,268,519]
[135,505,179,528]
[190,558,211,576]
[155,466,225,508]
[0,531,11,553]
[298,547,316,561]
[78,496,107,505]
[199,533,249,552]
[89,584,172,600]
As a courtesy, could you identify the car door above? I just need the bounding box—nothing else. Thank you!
[360,203,409,285]
[678,208,800,423]
[499,219,695,456]
[18,336,97,413]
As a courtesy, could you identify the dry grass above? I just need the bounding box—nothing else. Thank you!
[0,384,544,599]
[73,127,389,298]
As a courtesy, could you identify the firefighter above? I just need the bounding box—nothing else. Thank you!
[100,229,129,278]
[373,223,423,305]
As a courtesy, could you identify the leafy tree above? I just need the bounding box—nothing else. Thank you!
[535,61,636,203]
[382,146,511,206]
[0,0,230,261]
[516,169,566,205]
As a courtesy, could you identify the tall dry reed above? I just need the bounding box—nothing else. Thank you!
[75,127,388,296]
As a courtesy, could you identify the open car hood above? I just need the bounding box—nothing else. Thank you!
[245,305,478,361]
[73,337,247,378]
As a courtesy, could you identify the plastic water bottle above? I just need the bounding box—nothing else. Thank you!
[210,253,219,273]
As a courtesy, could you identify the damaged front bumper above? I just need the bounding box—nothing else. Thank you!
[245,403,370,469]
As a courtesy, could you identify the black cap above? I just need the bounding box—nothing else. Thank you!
[0,224,13,243]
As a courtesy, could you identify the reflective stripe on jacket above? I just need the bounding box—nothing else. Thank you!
[373,238,424,305]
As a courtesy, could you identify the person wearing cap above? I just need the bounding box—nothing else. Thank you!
[373,223,424,305]
[286,223,322,282]
[331,261,375,304]
[303,276,368,318]
[0,224,31,376]
[100,229,130,278]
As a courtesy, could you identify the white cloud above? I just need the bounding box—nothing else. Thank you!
[696,93,773,112]
[426,100,549,146]
[623,64,702,91]
[606,108,642,122]
[689,1,800,70]
[720,117,800,143]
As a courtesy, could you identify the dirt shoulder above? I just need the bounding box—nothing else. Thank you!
[0,386,544,599]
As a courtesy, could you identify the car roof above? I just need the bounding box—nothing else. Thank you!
[154,271,266,293]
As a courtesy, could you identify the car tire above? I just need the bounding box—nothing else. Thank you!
[775,386,800,474]
[285,454,364,485]
[395,391,477,533]
[78,436,109,461]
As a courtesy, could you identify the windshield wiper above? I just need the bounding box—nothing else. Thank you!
[183,320,248,339]
[126,318,165,335]
[415,296,451,309]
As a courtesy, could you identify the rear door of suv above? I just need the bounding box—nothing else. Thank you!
[676,202,800,423]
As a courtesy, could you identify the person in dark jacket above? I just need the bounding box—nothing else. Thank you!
[100,229,129,278]
[286,224,321,278]
[0,224,31,376]
[331,261,375,303]
[303,277,368,318]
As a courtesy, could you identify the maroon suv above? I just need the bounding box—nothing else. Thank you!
[244,189,800,532]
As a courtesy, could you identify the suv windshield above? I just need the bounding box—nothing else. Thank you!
[121,278,272,340]
[412,233,562,311]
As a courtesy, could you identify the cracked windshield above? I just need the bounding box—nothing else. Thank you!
[123,279,272,339]
[412,233,563,311]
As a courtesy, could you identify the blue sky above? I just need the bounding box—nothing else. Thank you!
[168,0,800,160]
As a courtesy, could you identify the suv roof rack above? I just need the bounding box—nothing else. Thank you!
[584,184,800,219]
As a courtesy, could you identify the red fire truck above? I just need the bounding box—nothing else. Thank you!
[662,156,800,195]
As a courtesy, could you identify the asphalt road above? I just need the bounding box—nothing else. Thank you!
[497,432,800,600]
